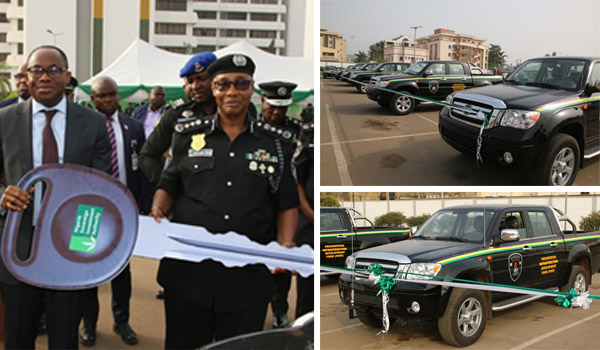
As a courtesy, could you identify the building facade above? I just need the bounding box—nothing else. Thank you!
[0,0,311,86]
[383,35,427,63]
[417,28,489,70]
[320,27,346,62]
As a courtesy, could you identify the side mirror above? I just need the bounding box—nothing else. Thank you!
[424,69,433,77]
[502,73,509,80]
[595,78,600,91]
[500,229,520,242]
[410,226,419,234]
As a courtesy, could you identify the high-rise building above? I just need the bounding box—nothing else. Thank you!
[383,35,427,63]
[417,28,489,70]
[0,0,312,86]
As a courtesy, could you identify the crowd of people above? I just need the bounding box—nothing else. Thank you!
[0,45,314,349]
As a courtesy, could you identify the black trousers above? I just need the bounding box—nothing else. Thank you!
[295,221,314,318]
[271,272,291,316]
[1,282,83,349]
[81,264,131,328]
[163,288,269,349]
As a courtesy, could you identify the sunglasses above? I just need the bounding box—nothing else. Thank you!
[14,73,25,79]
[27,65,66,79]
[212,79,252,92]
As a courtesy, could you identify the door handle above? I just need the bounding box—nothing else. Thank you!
[549,242,558,247]
[440,78,447,81]
[461,78,467,81]
[336,235,346,238]
[522,246,533,251]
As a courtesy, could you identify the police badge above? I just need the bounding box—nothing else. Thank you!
[233,55,247,67]
[191,134,206,152]
[429,81,440,94]
[508,253,523,281]
[277,87,287,96]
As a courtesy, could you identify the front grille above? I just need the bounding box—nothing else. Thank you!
[354,291,401,308]
[353,257,409,282]
[449,99,501,128]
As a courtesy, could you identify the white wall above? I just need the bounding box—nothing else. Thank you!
[339,195,600,229]
[104,0,140,69]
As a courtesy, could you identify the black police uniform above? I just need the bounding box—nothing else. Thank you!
[157,112,299,348]
[294,121,314,318]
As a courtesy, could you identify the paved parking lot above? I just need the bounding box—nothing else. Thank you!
[320,78,600,186]
[320,274,600,349]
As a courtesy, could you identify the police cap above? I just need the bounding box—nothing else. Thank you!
[179,52,217,77]
[207,54,255,77]
[259,81,297,107]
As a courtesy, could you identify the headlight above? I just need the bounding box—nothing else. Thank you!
[406,263,441,280]
[446,94,454,105]
[499,110,540,129]
[345,255,356,269]
[375,80,389,88]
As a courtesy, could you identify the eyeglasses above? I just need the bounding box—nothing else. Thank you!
[212,79,252,92]
[27,65,66,79]
[13,73,25,79]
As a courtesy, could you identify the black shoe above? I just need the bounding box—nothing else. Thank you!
[114,323,138,345]
[156,289,164,299]
[273,314,289,329]
[79,327,96,347]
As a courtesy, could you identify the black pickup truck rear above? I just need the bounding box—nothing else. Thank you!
[339,204,600,346]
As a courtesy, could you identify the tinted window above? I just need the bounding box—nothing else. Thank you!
[321,212,346,231]
[528,211,553,237]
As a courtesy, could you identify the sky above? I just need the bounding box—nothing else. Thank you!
[321,0,600,65]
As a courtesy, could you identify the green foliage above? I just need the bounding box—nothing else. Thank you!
[320,195,340,207]
[375,212,406,227]
[0,62,12,100]
[354,51,369,63]
[580,211,600,231]
[406,214,431,227]
[369,41,384,63]
[488,44,507,70]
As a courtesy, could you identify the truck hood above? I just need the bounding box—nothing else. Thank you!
[454,84,580,111]
[356,238,481,263]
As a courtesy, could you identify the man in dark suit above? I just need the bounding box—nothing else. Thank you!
[78,76,149,347]
[0,63,30,109]
[131,86,166,139]
[0,46,111,349]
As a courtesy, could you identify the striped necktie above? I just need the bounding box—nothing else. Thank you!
[106,119,120,179]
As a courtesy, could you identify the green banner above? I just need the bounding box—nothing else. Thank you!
[69,204,104,253]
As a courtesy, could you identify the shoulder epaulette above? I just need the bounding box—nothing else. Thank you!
[174,116,214,134]
[254,120,294,142]
[169,98,188,109]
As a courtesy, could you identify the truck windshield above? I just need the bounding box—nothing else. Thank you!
[506,59,587,92]
[413,209,496,243]
[404,62,428,75]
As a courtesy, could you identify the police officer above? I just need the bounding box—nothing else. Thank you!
[138,52,217,186]
[257,81,302,138]
[149,54,299,349]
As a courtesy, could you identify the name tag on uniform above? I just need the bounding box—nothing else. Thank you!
[188,148,213,157]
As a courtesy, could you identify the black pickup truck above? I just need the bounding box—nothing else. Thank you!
[439,56,600,186]
[339,63,379,83]
[366,60,503,115]
[339,204,600,346]
[320,207,411,272]
[348,62,411,93]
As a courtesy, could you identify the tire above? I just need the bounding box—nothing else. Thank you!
[533,133,580,186]
[356,309,397,329]
[438,288,487,347]
[357,83,368,94]
[389,93,416,115]
[560,265,589,295]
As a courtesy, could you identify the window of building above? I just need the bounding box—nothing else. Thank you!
[0,53,7,61]
[193,28,216,36]
[0,0,10,3]
[18,43,23,55]
[158,46,188,54]
[196,11,217,19]
[156,0,187,11]
[250,30,276,38]
[221,12,246,20]
[155,23,186,35]
[222,0,247,3]
[18,19,23,31]
[219,29,245,37]
[0,13,8,23]
[18,0,24,5]
[0,33,6,43]
[250,13,277,21]
[196,45,216,51]
[251,0,278,4]
[194,0,217,2]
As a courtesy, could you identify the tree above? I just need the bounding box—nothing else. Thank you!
[545,52,557,57]
[0,62,12,100]
[368,41,384,63]
[406,214,431,227]
[320,195,340,207]
[354,51,368,63]
[374,212,406,227]
[580,211,600,231]
[488,44,507,70]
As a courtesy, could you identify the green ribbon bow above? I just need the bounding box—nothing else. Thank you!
[369,263,396,296]
[554,288,577,308]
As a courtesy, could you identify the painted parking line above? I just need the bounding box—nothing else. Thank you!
[320,323,363,335]
[325,103,353,186]
[321,131,439,147]
[414,112,439,126]
[509,311,600,350]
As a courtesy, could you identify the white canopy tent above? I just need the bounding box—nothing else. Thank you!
[76,38,314,104]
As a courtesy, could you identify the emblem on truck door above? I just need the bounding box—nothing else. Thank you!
[508,253,523,281]
[429,81,439,94]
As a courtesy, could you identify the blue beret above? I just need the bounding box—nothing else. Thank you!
[179,52,217,77]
